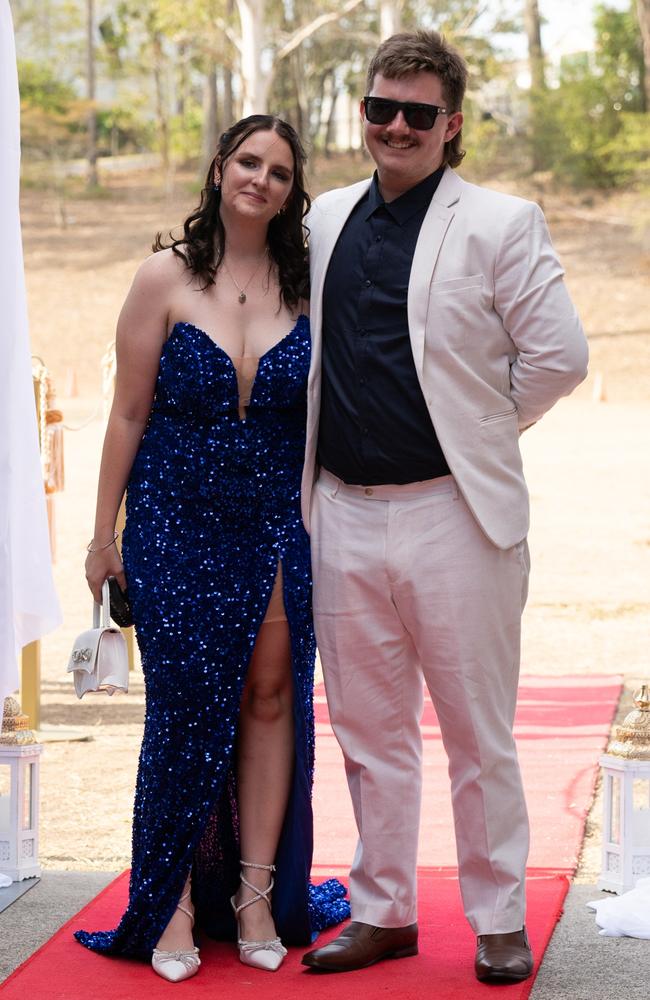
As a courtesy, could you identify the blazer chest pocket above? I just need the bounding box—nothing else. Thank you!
[427,274,485,350]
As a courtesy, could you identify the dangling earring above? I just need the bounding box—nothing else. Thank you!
[213,182,221,193]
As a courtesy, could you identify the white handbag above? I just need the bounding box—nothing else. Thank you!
[67,580,129,698]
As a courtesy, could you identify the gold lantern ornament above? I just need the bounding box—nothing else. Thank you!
[32,357,65,495]
[0,698,43,882]
[32,357,65,562]
[598,685,650,893]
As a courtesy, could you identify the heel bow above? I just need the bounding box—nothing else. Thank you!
[231,861,287,972]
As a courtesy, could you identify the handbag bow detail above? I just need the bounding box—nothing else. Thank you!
[67,580,129,698]
[71,647,93,663]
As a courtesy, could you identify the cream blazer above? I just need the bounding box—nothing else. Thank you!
[301,168,588,549]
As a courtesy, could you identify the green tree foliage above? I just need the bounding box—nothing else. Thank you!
[531,64,623,186]
[277,0,516,157]
[18,60,88,160]
[403,0,515,87]
[18,59,78,114]
[13,0,647,190]
[15,2,156,168]
[269,0,376,147]
[11,0,84,73]
[95,0,233,164]
[18,56,153,163]
[97,104,156,155]
[528,2,649,188]
[594,2,646,111]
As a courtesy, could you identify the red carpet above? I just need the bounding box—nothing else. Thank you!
[313,674,622,872]
[0,675,619,998]
[0,870,568,999]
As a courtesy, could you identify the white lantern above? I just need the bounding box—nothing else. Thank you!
[598,685,650,894]
[0,698,43,882]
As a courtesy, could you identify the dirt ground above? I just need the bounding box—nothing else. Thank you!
[23,159,650,403]
[16,158,650,878]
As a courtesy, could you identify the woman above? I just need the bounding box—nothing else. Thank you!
[75,115,348,982]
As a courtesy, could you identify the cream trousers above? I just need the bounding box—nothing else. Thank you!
[311,469,530,934]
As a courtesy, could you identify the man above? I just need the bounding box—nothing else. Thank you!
[300,30,588,983]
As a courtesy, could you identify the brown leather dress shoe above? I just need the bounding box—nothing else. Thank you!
[474,927,534,983]
[302,921,418,972]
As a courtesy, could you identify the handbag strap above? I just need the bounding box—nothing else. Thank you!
[93,579,112,629]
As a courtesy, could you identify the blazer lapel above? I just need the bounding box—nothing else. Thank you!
[407,168,463,378]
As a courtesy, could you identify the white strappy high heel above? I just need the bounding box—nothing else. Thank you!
[151,885,201,983]
[230,861,287,972]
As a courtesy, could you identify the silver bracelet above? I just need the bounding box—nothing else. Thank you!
[86,530,118,553]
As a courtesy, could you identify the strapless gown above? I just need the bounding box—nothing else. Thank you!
[75,315,349,959]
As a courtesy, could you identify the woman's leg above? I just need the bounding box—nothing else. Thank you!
[235,614,294,942]
[155,873,194,951]
[154,577,293,951]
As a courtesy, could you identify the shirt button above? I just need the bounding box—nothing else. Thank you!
[364,487,374,496]
[364,279,372,287]
[362,427,369,435]
[375,236,382,243]
[359,376,366,385]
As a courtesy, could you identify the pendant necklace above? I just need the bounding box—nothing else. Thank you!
[223,250,268,304]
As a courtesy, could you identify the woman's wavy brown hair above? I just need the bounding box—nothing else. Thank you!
[154,115,310,308]
[366,30,468,168]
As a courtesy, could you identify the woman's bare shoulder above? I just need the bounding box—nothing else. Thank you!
[117,250,192,339]
[132,247,190,291]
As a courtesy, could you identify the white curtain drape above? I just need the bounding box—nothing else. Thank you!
[0,0,61,704]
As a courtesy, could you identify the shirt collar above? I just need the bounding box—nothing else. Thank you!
[364,166,446,225]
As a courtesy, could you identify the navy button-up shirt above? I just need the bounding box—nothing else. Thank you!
[317,168,450,485]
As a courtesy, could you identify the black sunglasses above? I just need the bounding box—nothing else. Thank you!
[363,96,448,131]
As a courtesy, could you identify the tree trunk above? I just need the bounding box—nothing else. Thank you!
[292,49,307,138]
[86,0,98,188]
[235,0,365,118]
[325,82,339,158]
[223,65,235,124]
[524,0,546,91]
[236,0,270,115]
[524,0,547,172]
[636,0,650,109]
[151,30,170,172]
[176,42,187,118]
[202,61,219,175]
[224,0,236,123]
[312,70,330,147]
[379,0,402,40]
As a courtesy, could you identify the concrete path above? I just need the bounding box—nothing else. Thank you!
[0,872,115,982]
[531,885,650,1000]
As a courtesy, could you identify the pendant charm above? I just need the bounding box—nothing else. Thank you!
[238,291,247,304]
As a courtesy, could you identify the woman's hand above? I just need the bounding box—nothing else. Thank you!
[85,541,127,603]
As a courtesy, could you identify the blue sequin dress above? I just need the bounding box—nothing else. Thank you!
[75,315,349,959]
